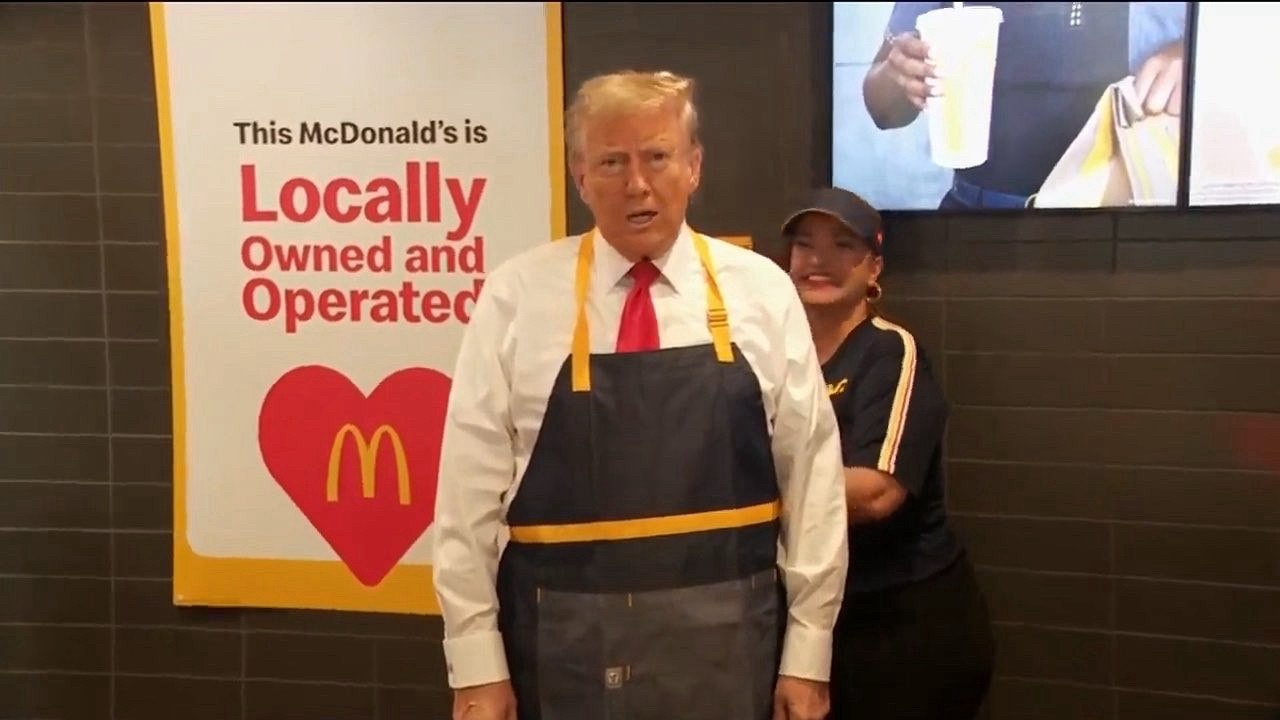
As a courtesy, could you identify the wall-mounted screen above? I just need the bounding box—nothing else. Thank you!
[1187,3,1280,206]
[833,2,1191,212]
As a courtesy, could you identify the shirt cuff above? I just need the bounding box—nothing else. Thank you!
[442,630,510,689]
[778,621,833,682]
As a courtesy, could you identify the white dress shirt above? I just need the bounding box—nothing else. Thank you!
[431,223,849,690]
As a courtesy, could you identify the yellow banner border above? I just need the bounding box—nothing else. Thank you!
[154,1,568,615]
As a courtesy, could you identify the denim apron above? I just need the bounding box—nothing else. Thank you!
[496,229,785,720]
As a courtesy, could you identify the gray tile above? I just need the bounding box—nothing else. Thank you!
[947,353,1108,408]
[977,568,1111,629]
[948,238,1115,298]
[1118,690,1279,720]
[111,387,171,435]
[0,480,110,529]
[89,49,155,97]
[993,624,1112,685]
[947,407,1108,465]
[0,145,96,193]
[107,291,166,340]
[947,461,1111,520]
[109,340,170,387]
[0,673,110,720]
[0,291,103,338]
[100,193,164,244]
[0,339,105,386]
[111,435,172,484]
[0,576,110,624]
[949,299,1105,353]
[0,529,110,575]
[1114,524,1280,588]
[950,515,1110,574]
[1104,299,1280,355]
[104,241,165,291]
[0,2,86,46]
[86,1,153,54]
[0,435,108,482]
[1101,410,1266,470]
[950,213,1114,243]
[245,680,375,720]
[0,242,101,291]
[113,530,170,578]
[114,483,169,531]
[1107,355,1280,413]
[0,624,111,672]
[0,386,108,434]
[95,95,159,144]
[378,686,452,720]
[0,193,100,244]
[116,676,242,720]
[1107,467,1280,529]
[98,144,161,193]
[1117,635,1280,705]
[1114,239,1280,297]
[1116,578,1280,646]
[988,677,1114,720]
[0,96,92,143]
[1118,208,1280,240]
[0,44,88,94]
[115,627,241,677]
[245,632,374,683]
[376,636,448,686]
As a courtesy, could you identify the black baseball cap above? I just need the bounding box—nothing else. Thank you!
[779,187,884,253]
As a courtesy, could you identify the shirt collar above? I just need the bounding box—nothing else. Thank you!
[592,223,698,297]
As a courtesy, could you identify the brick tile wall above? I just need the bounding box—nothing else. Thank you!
[1,2,1276,718]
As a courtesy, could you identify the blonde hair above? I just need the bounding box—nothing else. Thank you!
[565,69,700,164]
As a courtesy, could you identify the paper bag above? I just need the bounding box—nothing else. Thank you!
[1031,76,1181,209]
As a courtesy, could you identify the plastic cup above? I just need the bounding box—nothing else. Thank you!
[916,6,1004,169]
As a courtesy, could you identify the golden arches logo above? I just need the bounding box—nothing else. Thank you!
[326,423,412,506]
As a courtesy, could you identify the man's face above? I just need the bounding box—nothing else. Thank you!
[572,105,702,261]
[787,212,881,308]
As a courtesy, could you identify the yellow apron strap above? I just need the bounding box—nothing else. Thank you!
[570,228,734,393]
[571,229,595,392]
[690,232,735,364]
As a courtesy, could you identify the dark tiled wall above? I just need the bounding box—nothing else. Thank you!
[2,2,1277,719]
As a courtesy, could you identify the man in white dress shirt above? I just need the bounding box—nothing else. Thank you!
[431,69,849,720]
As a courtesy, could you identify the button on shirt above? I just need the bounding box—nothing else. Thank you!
[431,224,850,689]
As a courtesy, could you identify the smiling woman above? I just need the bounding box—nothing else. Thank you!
[779,186,995,720]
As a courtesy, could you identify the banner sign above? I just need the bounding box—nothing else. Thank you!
[152,1,566,614]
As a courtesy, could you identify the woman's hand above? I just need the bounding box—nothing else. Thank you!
[844,466,908,524]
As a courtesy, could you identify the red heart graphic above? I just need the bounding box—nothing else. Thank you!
[257,365,451,587]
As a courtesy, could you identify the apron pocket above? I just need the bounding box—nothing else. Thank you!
[533,570,780,720]
[535,587,609,720]
[625,569,781,720]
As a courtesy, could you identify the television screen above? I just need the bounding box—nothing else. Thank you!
[1187,3,1280,206]
[832,2,1191,212]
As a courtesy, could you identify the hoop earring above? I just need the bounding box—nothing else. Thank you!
[866,281,883,304]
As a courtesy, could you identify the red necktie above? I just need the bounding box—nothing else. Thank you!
[616,260,661,352]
